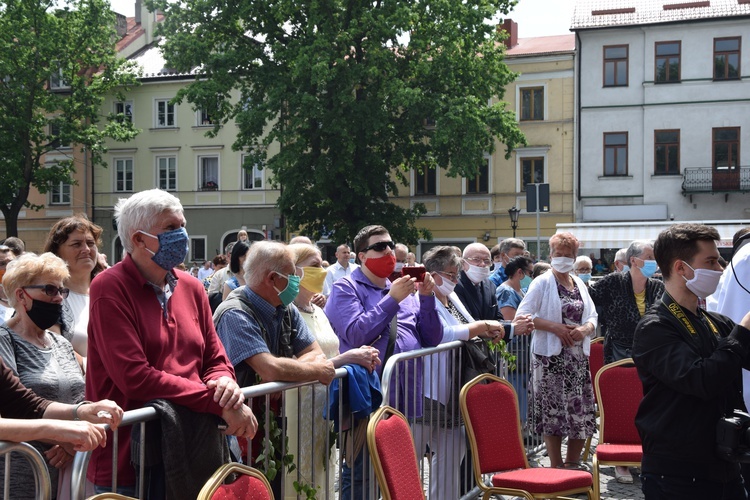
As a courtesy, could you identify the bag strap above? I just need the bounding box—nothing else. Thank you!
[381,315,398,373]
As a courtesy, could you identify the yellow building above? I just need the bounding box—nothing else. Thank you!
[393,22,576,260]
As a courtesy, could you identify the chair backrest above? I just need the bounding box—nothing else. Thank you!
[460,374,528,476]
[367,406,425,500]
[595,358,642,445]
[196,463,274,500]
[86,495,138,500]
[589,338,605,403]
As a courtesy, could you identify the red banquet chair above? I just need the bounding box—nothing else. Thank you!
[367,405,426,500]
[592,358,643,499]
[460,373,594,500]
[582,337,605,462]
[197,462,274,500]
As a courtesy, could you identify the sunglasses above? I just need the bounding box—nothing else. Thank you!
[361,241,395,253]
[23,285,70,299]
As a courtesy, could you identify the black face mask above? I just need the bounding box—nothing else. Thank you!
[26,298,62,331]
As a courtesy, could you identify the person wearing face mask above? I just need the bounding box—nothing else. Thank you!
[282,244,380,499]
[589,241,665,366]
[632,224,750,500]
[221,240,251,301]
[489,238,527,287]
[86,189,257,497]
[613,247,629,273]
[0,252,91,499]
[387,242,410,282]
[573,256,593,286]
[516,232,598,472]
[325,224,442,500]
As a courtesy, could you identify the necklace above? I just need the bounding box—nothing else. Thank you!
[297,303,314,314]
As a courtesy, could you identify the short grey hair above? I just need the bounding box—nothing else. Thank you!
[115,189,183,253]
[614,248,628,264]
[625,240,653,266]
[422,246,462,273]
[575,255,593,269]
[499,238,526,254]
[244,241,293,289]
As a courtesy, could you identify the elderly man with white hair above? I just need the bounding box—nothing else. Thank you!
[86,189,257,496]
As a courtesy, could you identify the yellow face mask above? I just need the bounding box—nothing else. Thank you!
[300,266,327,294]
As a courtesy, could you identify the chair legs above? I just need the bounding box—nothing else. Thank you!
[592,453,601,499]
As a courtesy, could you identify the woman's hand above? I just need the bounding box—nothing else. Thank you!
[554,323,577,347]
[76,400,124,430]
[342,346,381,372]
[569,323,594,342]
[44,444,74,469]
[512,314,535,336]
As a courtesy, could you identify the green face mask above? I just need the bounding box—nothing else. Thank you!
[274,272,301,307]
[520,275,533,290]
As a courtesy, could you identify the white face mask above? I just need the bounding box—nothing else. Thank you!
[434,275,457,297]
[465,264,490,284]
[394,262,405,273]
[551,257,575,274]
[682,261,723,299]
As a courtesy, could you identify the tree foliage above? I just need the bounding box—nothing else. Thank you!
[152,0,525,244]
[0,0,140,237]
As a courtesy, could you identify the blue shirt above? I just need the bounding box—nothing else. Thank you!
[215,287,315,367]
[496,283,523,310]
[489,265,507,287]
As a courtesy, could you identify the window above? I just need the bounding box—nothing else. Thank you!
[190,237,207,262]
[198,109,214,126]
[115,101,133,123]
[603,45,628,87]
[115,158,134,192]
[654,130,680,175]
[714,37,740,80]
[520,87,544,121]
[655,41,681,83]
[241,156,263,190]
[49,65,69,90]
[466,157,489,194]
[415,168,436,195]
[521,157,545,190]
[155,99,175,127]
[199,156,219,190]
[157,156,177,191]
[49,121,70,149]
[50,181,71,205]
[713,127,740,170]
[604,132,628,176]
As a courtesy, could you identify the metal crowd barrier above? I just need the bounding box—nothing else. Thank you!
[68,336,537,500]
[0,440,52,500]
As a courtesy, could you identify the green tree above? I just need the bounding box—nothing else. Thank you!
[152,0,525,244]
[0,0,139,237]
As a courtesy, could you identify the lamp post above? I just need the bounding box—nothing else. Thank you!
[508,206,520,238]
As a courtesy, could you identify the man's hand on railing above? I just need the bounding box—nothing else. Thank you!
[207,376,245,410]
[312,353,336,385]
[76,400,124,430]
[220,404,258,439]
[340,346,381,373]
[45,444,75,469]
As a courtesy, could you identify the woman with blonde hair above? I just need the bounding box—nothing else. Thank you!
[516,232,598,470]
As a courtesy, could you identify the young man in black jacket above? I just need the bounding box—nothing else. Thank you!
[633,223,750,499]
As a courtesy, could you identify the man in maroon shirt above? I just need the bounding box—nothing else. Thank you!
[86,189,257,494]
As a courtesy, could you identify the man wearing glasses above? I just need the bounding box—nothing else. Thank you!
[325,224,442,500]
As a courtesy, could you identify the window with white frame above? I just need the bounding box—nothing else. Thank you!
[50,181,71,205]
[241,155,263,190]
[157,156,177,191]
[199,156,219,190]
[115,101,133,123]
[155,99,175,127]
[521,157,545,191]
[198,109,214,126]
[49,65,69,90]
[190,236,207,262]
[49,121,70,149]
[115,158,134,192]
[520,87,544,121]
[465,157,489,194]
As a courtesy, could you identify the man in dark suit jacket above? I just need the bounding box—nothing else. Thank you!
[455,243,503,321]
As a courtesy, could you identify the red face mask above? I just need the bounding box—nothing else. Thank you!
[365,254,397,279]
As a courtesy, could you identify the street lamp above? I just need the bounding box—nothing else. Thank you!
[508,206,520,238]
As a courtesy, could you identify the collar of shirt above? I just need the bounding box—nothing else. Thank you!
[243,286,286,325]
[146,271,178,317]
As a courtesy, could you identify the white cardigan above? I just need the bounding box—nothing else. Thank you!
[516,269,598,357]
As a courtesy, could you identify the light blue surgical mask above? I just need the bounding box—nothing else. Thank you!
[622,265,630,273]
[639,259,658,278]
[577,273,592,283]
[520,276,532,290]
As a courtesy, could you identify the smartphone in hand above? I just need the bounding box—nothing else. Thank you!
[401,266,426,282]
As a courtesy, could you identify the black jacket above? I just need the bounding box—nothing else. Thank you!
[633,294,750,482]
[454,271,502,322]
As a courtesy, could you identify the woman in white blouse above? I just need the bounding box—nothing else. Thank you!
[516,232,598,471]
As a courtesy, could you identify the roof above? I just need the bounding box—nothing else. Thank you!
[571,0,750,30]
[128,41,200,79]
[505,34,576,57]
[115,17,145,53]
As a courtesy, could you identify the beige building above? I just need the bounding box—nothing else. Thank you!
[394,22,576,260]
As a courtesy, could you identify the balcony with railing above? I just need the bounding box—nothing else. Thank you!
[682,166,750,195]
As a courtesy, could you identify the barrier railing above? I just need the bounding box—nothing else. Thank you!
[0,440,52,500]
[69,335,537,499]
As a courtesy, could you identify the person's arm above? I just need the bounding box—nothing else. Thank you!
[325,278,399,348]
[0,419,106,452]
[222,282,231,301]
[415,273,443,348]
[331,346,380,372]
[43,400,123,429]
[247,343,335,385]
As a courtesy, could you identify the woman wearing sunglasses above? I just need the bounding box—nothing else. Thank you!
[0,252,88,500]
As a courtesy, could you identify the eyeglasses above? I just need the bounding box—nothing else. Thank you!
[437,271,459,282]
[361,241,395,253]
[23,285,70,299]
[525,269,534,277]
[464,257,492,267]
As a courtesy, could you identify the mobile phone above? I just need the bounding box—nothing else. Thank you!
[401,266,426,282]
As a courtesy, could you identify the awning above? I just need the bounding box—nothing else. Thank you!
[556,221,750,248]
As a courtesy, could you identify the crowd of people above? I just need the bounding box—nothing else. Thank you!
[3,194,750,499]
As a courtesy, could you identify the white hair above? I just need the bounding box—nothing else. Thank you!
[575,255,593,268]
[115,189,184,253]
[244,241,293,289]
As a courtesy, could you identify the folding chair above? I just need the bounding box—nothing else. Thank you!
[582,337,605,461]
[87,495,138,500]
[197,462,274,500]
[460,373,594,500]
[367,405,425,500]
[592,358,643,498]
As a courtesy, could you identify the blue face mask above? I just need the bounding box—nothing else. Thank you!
[520,276,532,290]
[622,265,630,273]
[274,272,301,307]
[140,228,189,271]
[639,259,658,278]
[577,273,592,283]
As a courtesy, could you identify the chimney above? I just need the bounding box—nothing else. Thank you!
[135,0,141,24]
[500,18,518,49]
[115,12,128,38]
